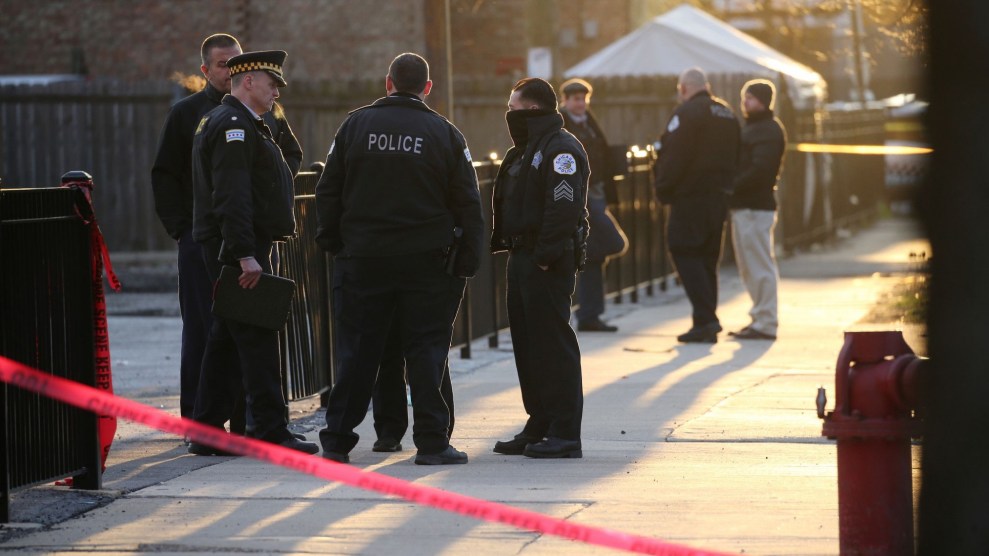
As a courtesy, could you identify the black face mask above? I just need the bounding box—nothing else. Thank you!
[505,109,555,147]
[506,110,531,147]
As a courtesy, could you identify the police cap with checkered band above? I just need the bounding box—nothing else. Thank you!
[227,50,288,87]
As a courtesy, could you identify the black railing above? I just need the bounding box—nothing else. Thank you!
[0,187,102,523]
[278,173,334,401]
[607,151,671,302]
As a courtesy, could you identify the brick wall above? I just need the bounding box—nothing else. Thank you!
[0,0,637,83]
[0,0,429,82]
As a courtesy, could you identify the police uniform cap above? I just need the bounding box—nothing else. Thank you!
[228,50,288,87]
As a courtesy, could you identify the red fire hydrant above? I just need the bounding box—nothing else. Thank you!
[818,330,926,555]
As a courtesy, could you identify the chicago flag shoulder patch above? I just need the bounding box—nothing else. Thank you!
[225,129,246,143]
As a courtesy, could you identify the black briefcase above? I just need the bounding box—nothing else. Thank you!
[212,266,296,330]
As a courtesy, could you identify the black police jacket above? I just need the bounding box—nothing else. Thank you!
[729,109,786,211]
[654,91,740,204]
[491,110,589,268]
[314,92,484,277]
[151,83,303,239]
[191,95,296,264]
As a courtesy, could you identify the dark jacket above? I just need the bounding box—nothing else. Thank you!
[313,92,484,277]
[191,95,296,264]
[491,110,589,268]
[730,109,786,211]
[654,91,740,204]
[560,107,618,205]
[151,83,302,239]
[151,82,225,239]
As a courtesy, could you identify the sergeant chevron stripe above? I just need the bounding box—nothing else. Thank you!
[554,181,574,202]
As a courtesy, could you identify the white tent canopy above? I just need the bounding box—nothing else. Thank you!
[564,4,826,106]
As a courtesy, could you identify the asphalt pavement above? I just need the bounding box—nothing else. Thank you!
[0,217,928,555]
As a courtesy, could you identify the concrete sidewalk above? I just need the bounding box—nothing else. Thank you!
[1,218,928,555]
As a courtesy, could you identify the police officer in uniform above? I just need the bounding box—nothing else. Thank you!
[491,78,588,459]
[189,50,317,455]
[654,67,741,343]
[315,52,483,465]
[152,33,302,424]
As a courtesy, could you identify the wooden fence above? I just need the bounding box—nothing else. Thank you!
[0,75,885,253]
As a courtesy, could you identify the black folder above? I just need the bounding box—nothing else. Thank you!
[212,266,296,330]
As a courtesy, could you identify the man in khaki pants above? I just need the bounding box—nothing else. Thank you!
[728,79,787,341]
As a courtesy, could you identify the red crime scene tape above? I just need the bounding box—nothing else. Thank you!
[0,356,731,556]
[61,176,122,471]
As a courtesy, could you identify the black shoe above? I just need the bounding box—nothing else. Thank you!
[188,442,237,457]
[732,327,776,340]
[676,322,722,343]
[415,445,468,465]
[493,433,541,455]
[577,318,618,332]
[372,438,403,452]
[523,437,582,459]
[727,325,750,337]
[279,437,319,455]
[321,450,350,463]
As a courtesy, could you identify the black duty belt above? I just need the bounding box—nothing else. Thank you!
[507,234,536,250]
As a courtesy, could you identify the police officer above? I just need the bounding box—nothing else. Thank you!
[491,78,588,459]
[189,50,317,455]
[151,33,302,424]
[654,67,741,343]
[315,52,483,465]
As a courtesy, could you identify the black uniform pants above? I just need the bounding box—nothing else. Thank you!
[320,251,465,455]
[192,238,292,444]
[371,316,455,441]
[667,193,729,328]
[506,248,583,441]
[177,230,213,419]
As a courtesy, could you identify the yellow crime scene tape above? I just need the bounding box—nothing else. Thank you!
[791,143,932,156]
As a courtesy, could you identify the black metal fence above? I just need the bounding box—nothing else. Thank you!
[777,106,887,251]
[0,187,102,523]
[277,173,335,400]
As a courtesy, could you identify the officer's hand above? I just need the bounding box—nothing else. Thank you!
[238,257,263,289]
[537,264,549,271]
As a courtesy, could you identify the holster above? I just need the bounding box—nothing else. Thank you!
[444,227,464,275]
